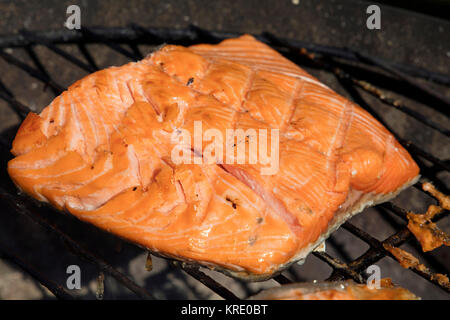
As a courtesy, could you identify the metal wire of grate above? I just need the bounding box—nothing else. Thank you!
[0,25,448,300]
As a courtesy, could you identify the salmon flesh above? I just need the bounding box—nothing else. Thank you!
[249,279,420,300]
[7,35,419,280]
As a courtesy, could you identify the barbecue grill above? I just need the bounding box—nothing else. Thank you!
[0,25,448,300]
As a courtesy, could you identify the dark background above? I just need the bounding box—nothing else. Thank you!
[0,0,449,74]
[375,0,450,20]
[0,0,448,300]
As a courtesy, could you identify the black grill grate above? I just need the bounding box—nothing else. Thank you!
[0,25,448,300]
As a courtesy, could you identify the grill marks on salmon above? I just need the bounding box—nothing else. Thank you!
[8,35,419,278]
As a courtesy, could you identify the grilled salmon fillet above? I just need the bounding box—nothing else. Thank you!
[7,35,419,279]
[249,279,420,300]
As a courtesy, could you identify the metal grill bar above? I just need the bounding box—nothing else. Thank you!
[0,26,449,86]
[21,30,97,73]
[0,25,448,300]
[0,25,448,93]
[354,51,450,108]
[173,261,240,300]
[0,80,29,119]
[0,245,75,299]
[80,27,141,61]
[376,205,449,275]
[313,251,364,283]
[273,275,294,285]
[77,43,99,71]
[0,49,65,94]
[0,186,155,300]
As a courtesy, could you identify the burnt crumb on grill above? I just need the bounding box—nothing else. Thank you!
[49,119,54,123]
[423,182,450,209]
[383,244,450,289]
[186,77,194,86]
[406,183,450,252]
[132,187,137,191]
[90,165,94,170]
[431,273,450,288]
[407,205,449,252]
[145,252,153,271]
[225,196,237,209]
[96,272,105,300]
[383,244,421,269]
